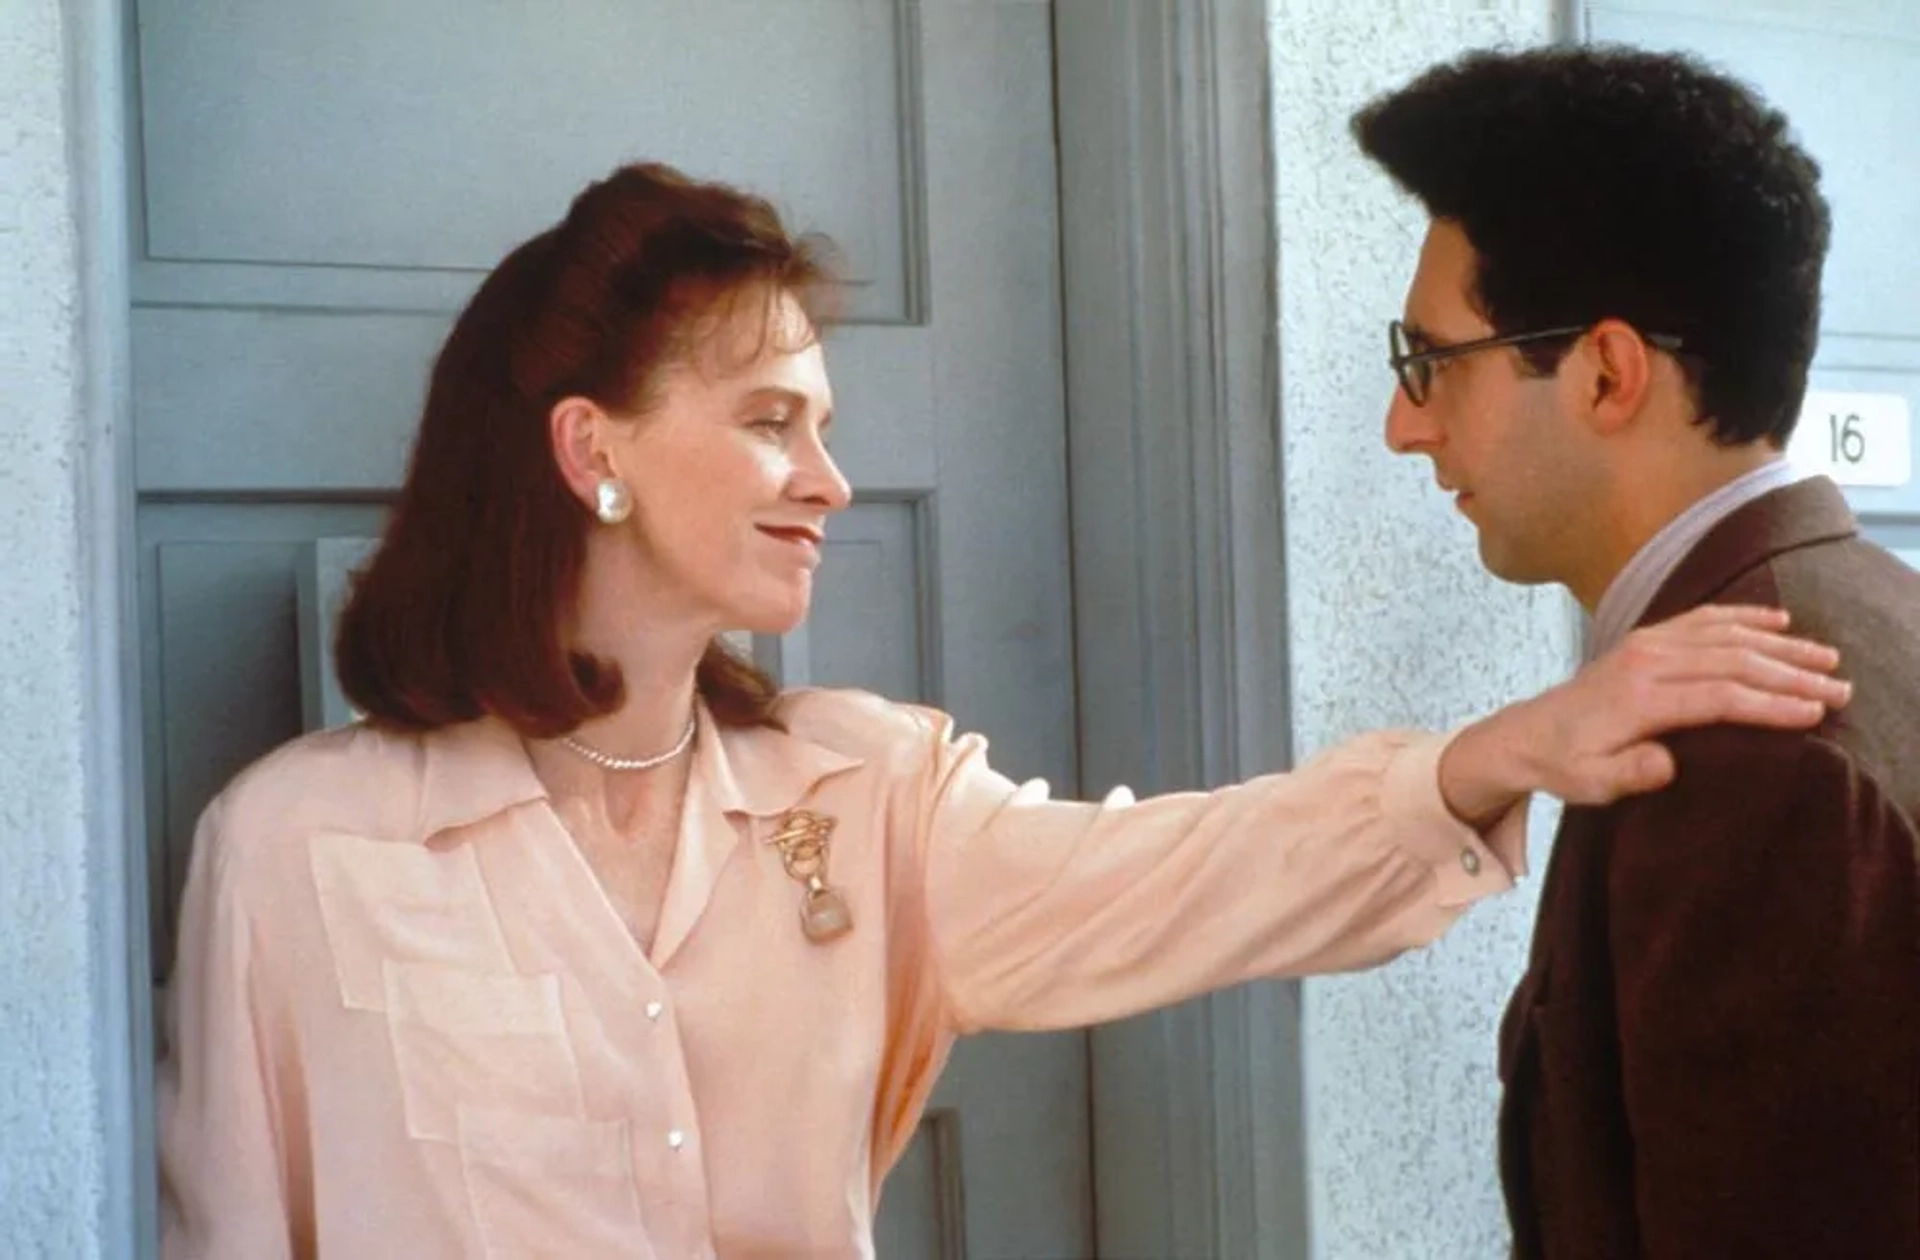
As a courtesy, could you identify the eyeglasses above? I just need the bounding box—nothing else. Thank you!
[1388,319,1684,407]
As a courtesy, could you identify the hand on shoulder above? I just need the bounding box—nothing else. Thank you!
[1439,604,1850,823]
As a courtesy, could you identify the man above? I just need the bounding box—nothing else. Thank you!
[1354,46,1918,1257]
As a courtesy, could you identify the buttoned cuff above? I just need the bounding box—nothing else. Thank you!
[1380,730,1530,909]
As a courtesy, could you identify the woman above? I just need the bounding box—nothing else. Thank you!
[157,162,1847,1258]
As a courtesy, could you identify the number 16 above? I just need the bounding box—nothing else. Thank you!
[1829,413,1865,464]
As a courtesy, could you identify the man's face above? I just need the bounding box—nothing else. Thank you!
[1384,220,1593,588]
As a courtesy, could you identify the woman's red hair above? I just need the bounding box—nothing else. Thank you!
[334,162,839,736]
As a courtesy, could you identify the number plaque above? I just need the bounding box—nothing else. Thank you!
[1786,391,1912,488]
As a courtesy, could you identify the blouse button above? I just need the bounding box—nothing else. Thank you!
[645,1000,664,1021]
[667,1129,686,1151]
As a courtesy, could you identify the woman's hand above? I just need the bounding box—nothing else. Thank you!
[1438,604,1850,826]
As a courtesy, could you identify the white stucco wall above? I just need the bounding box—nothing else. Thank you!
[0,0,116,1254]
[1268,2,1576,1256]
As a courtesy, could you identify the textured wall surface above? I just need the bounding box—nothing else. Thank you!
[0,0,110,1254]
[1267,3,1575,1256]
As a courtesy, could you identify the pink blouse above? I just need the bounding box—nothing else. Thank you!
[157,687,1525,1258]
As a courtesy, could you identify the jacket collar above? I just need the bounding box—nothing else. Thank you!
[1635,475,1859,629]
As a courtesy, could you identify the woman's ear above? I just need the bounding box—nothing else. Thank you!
[549,396,613,505]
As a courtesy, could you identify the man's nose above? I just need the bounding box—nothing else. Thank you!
[1384,388,1442,454]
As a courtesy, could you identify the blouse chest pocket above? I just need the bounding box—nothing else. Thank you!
[384,964,655,1256]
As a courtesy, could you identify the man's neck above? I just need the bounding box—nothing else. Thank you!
[1576,456,1801,663]
[1570,446,1785,613]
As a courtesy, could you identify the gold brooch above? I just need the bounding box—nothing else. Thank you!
[767,810,852,943]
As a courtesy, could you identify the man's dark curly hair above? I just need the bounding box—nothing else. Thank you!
[1352,45,1830,447]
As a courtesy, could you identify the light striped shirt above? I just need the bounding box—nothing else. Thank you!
[1584,460,1809,662]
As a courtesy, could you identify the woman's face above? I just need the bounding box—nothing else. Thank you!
[596,290,851,637]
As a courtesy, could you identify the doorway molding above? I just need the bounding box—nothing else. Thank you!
[1054,3,1303,1256]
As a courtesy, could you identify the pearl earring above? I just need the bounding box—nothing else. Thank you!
[594,478,633,525]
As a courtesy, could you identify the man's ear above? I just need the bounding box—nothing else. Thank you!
[1578,318,1656,436]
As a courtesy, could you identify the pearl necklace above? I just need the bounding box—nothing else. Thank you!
[558,714,697,772]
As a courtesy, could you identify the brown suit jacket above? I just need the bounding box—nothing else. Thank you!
[1497,477,1920,1258]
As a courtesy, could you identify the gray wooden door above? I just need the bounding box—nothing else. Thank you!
[130,2,1091,1254]
[1582,1,1920,566]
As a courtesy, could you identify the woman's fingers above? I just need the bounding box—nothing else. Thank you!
[1662,603,1791,631]
[1638,644,1851,706]
[1645,677,1830,733]
[1615,606,1847,703]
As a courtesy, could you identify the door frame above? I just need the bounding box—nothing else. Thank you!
[1053,3,1301,1257]
[64,0,155,1253]
[68,0,1294,1255]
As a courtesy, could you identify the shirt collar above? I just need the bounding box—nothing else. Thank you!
[1585,460,1807,661]
[413,700,866,845]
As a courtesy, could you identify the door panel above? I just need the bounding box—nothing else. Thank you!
[873,1109,968,1259]
[793,501,932,699]
[131,2,1089,1254]
[1585,3,1920,555]
[138,503,387,945]
[135,0,914,318]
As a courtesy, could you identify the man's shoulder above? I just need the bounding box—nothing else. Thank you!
[1595,724,1913,897]
[1555,726,1820,857]
[1756,534,1920,799]
[1764,531,1920,673]
[1650,722,1836,794]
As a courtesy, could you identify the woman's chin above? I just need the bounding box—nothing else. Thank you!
[732,601,811,639]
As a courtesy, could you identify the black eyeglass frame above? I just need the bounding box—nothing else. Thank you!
[1388,319,1685,406]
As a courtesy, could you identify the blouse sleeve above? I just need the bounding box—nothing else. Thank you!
[905,707,1528,1033]
[157,797,299,1260]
